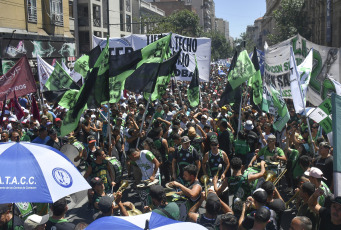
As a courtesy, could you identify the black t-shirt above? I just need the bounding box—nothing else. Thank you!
[314,155,333,187]
[218,130,231,155]
[267,199,285,215]
[46,219,75,230]
[242,208,277,230]
[46,138,63,150]
[319,207,341,230]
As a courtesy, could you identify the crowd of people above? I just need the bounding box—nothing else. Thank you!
[0,64,340,230]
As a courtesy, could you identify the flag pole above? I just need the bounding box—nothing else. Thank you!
[174,77,183,107]
[107,103,111,145]
[136,93,151,148]
[237,90,243,134]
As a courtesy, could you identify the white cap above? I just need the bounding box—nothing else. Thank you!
[24,214,49,230]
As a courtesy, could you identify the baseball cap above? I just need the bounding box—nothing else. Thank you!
[267,134,276,141]
[244,120,254,131]
[319,141,331,149]
[206,193,221,215]
[55,118,61,122]
[181,136,191,143]
[90,177,103,187]
[150,185,165,199]
[46,121,53,126]
[98,196,114,213]
[88,135,96,143]
[201,115,208,119]
[24,214,49,230]
[252,188,268,204]
[304,167,327,180]
[255,206,271,223]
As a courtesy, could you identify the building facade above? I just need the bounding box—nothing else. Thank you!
[0,0,75,74]
[215,18,229,41]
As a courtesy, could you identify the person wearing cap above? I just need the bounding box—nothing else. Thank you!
[24,214,49,230]
[314,142,333,188]
[251,206,272,230]
[0,203,24,230]
[243,120,259,167]
[295,182,318,230]
[143,185,180,220]
[188,191,233,228]
[309,189,341,230]
[172,136,201,183]
[239,188,277,230]
[202,139,230,181]
[45,197,75,230]
[289,216,312,230]
[94,193,129,220]
[248,134,286,168]
[31,126,50,144]
[305,167,331,207]
[46,128,62,150]
[53,118,62,136]
[169,164,202,207]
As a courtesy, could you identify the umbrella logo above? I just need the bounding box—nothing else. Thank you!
[52,168,73,188]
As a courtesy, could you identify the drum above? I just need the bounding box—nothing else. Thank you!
[14,202,34,220]
[136,179,159,207]
[60,144,80,167]
[106,157,122,184]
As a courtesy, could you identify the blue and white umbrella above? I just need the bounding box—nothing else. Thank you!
[86,212,207,230]
[0,142,91,204]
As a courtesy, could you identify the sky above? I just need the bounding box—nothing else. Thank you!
[214,0,266,39]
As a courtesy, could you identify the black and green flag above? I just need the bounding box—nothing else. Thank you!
[187,56,200,107]
[74,55,89,78]
[219,51,242,108]
[108,34,172,103]
[144,51,181,101]
[94,40,110,105]
[251,47,263,105]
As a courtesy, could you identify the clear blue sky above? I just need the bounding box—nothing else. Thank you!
[214,0,266,39]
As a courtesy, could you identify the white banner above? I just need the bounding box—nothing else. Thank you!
[264,34,341,106]
[37,55,54,91]
[93,33,211,82]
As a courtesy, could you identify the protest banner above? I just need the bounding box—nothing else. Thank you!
[93,33,211,82]
[0,56,37,100]
[264,34,341,106]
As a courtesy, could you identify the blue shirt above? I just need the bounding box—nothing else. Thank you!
[32,136,50,145]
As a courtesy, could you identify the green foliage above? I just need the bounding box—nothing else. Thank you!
[147,10,202,37]
[268,0,311,44]
[203,31,233,61]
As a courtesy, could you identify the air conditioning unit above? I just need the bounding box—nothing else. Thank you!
[51,13,62,24]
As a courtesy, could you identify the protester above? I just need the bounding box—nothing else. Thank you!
[24,214,49,230]
[45,198,75,230]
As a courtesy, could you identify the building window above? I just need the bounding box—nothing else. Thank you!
[69,1,74,18]
[93,4,101,27]
[50,0,64,26]
[27,0,37,23]
[94,31,102,37]
[120,13,124,31]
[126,15,131,32]
[126,0,130,12]
[120,0,124,11]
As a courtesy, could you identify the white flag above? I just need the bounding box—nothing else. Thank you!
[61,61,71,76]
[329,76,341,96]
[37,55,54,91]
[290,47,313,114]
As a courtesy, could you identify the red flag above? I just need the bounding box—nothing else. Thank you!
[11,91,24,120]
[0,95,7,127]
[31,95,40,122]
[0,56,37,101]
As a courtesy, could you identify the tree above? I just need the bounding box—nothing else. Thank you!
[147,10,202,37]
[268,0,311,44]
[203,31,233,61]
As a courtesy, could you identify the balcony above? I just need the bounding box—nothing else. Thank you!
[141,0,165,16]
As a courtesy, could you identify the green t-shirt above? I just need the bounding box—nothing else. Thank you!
[234,139,250,155]
[154,111,164,119]
[153,202,180,220]
[258,147,284,161]
[290,149,304,179]
[318,181,331,207]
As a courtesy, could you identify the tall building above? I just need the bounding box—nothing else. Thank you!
[147,0,216,32]
[0,0,75,74]
[215,18,229,41]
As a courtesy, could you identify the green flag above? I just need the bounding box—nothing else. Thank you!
[251,47,263,105]
[94,39,110,105]
[144,51,180,101]
[108,34,172,103]
[187,56,200,107]
[228,50,256,90]
[270,86,290,131]
[45,62,77,91]
[74,55,89,78]
[58,90,79,109]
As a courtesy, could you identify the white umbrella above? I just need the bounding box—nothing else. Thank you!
[0,142,91,204]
